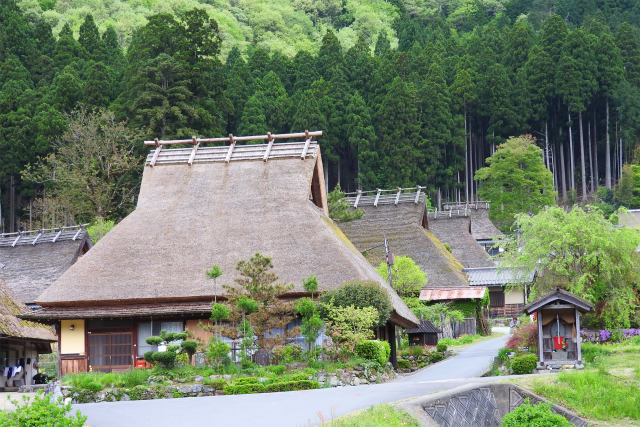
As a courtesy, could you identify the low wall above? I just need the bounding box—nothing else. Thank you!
[397,382,587,427]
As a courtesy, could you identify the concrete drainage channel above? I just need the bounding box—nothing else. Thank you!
[396,382,588,427]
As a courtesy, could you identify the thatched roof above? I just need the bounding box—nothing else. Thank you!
[0,227,91,305]
[338,191,469,289]
[0,277,55,341]
[619,209,640,228]
[426,215,494,268]
[35,139,418,328]
[441,202,502,241]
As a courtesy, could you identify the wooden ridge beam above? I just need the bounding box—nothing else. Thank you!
[144,130,323,146]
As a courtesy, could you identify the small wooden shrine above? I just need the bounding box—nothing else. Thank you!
[524,288,593,369]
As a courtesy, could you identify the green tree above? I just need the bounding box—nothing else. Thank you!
[319,280,391,326]
[327,184,363,221]
[475,135,556,230]
[346,91,377,188]
[502,206,640,328]
[614,164,640,208]
[78,14,102,60]
[376,256,426,298]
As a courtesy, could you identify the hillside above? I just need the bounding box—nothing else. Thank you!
[18,0,399,55]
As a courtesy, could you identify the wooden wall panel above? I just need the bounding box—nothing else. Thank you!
[61,357,86,375]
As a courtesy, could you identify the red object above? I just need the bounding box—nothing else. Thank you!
[553,336,564,350]
[135,360,147,369]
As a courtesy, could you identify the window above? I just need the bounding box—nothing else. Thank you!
[137,321,184,357]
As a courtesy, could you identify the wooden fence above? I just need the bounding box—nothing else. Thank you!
[439,317,477,340]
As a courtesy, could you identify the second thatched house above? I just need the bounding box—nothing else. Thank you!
[24,132,417,374]
[0,226,91,307]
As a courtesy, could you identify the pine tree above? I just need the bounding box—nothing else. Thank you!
[237,92,268,136]
[346,91,377,188]
[78,15,102,60]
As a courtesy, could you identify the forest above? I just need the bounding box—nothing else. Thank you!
[1,0,640,231]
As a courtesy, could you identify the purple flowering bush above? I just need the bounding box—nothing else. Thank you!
[581,328,640,343]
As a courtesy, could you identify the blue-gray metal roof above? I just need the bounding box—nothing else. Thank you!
[463,266,534,286]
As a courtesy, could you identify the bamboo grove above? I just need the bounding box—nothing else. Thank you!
[1,0,640,231]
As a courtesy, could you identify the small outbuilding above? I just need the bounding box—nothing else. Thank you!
[406,321,440,346]
[524,288,593,369]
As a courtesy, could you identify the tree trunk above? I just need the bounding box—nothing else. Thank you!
[568,110,575,191]
[605,99,612,189]
[593,110,599,190]
[464,109,469,203]
[323,154,329,194]
[560,143,567,200]
[469,120,474,201]
[579,111,587,200]
[9,175,16,233]
[588,120,594,193]
[545,121,550,170]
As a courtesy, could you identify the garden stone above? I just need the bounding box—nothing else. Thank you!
[175,378,188,383]
[209,374,231,380]
[191,385,203,394]
[120,393,130,401]
[203,386,214,393]
[329,376,338,386]
[351,377,360,386]
[179,385,193,394]
[194,376,204,383]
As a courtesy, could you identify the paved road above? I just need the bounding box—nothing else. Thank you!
[75,331,509,427]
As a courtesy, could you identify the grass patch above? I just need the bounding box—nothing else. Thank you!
[440,331,505,349]
[324,404,420,427]
[514,342,640,424]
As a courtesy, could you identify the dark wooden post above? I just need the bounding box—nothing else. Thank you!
[386,322,397,369]
[537,310,544,366]
[575,308,581,363]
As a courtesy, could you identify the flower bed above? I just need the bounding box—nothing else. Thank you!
[580,328,640,343]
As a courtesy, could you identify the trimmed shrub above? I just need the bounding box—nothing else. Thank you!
[397,359,411,369]
[203,378,227,389]
[511,354,538,375]
[429,352,444,363]
[224,382,266,395]
[355,340,390,365]
[181,340,198,358]
[0,391,87,427]
[264,380,319,392]
[150,351,177,369]
[436,341,448,353]
[233,377,260,385]
[500,399,570,427]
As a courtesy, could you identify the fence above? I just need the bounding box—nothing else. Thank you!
[439,317,477,340]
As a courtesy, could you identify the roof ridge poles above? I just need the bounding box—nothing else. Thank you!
[225,134,236,163]
[187,136,200,166]
[150,138,162,167]
[144,130,323,147]
[301,129,311,160]
[263,132,274,162]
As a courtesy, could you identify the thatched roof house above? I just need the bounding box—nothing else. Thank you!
[425,209,494,268]
[0,226,91,306]
[25,132,417,373]
[0,277,55,389]
[338,188,469,289]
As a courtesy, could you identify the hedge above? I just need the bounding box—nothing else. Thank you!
[511,354,538,375]
[264,380,320,393]
[355,340,390,365]
[397,359,411,369]
[223,382,266,395]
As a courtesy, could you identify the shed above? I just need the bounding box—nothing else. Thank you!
[0,277,56,389]
[524,288,593,369]
[406,321,440,346]
[0,226,91,306]
[464,266,535,318]
[25,132,417,374]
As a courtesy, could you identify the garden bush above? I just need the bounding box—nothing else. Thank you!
[319,280,392,326]
[397,359,411,369]
[436,342,447,353]
[511,354,538,374]
[429,352,444,363]
[408,345,424,357]
[224,383,266,395]
[264,379,319,392]
[355,340,390,365]
[233,377,260,385]
[203,378,228,389]
[500,399,570,427]
[0,391,87,427]
[498,348,510,364]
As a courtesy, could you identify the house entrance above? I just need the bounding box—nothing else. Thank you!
[88,332,133,372]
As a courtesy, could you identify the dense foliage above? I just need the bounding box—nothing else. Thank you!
[500,399,570,427]
[4,1,640,232]
[510,353,538,374]
[319,280,392,326]
[0,391,87,427]
[376,255,427,297]
[501,206,640,328]
[475,135,556,230]
[355,339,391,365]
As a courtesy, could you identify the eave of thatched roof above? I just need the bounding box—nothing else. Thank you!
[426,216,494,268]
[336,195,469,289]
[36,141,417,328]
[619,209,640,228]
[0,278,55,341]
[0,228,90,304]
